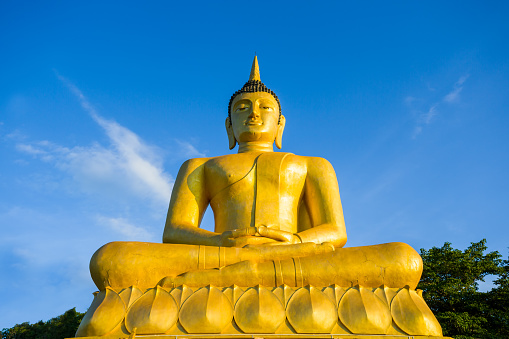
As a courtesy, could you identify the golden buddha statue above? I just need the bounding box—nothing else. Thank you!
[75,57,444,338]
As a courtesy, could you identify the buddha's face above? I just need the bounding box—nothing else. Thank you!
[230,92,280,143]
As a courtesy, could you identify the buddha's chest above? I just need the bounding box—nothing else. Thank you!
[204,153,306,203]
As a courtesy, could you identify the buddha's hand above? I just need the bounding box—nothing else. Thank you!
[257,226,302,244]
[222,227,258,238]
[217,227,260,247]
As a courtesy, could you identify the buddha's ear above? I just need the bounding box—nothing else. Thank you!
[225,117,237,150]
[275,115,286,149]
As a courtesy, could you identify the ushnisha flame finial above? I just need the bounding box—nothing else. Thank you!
[249,55,261,81]
[228,56,281,120]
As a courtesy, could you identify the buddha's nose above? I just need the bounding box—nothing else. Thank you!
[248,107,260,119]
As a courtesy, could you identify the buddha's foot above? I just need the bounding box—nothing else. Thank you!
[157,275,177,288]
[158,260,261,289]
[75,284,444,338]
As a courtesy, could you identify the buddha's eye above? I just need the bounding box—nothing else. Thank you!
[261,106,273,110]
[235,105,249,112]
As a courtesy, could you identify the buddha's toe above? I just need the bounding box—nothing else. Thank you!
[158,276,177,288]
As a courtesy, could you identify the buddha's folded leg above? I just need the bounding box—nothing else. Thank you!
[90,242,204,290]
[159,242,423,289]
[91,241,337,290]
[296,242,423,289]
[90,241,257,290]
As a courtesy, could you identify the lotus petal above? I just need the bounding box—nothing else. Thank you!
[234,286,285,333]
[75,288,125,337]
[125,286,178,334]
[179,286,233,333]
[286,286,336,333]
[391,287,442,336]
[338,287,391,334]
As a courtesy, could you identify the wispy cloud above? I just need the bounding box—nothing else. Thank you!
[411,105,439,138]
[11,74,208,235]
[412,126,423,139]
[97,216,155,241]
[443,75,469,103]
[443,87,463,103]
[16,143,48,155]
[408,75,469,138]
[175,139,206,158]
[53,73,173,205]
[54,71,99,116]
[92,114,173,204]
[16,133,173,207]
[420,105,438,124]
[10,74,209,243]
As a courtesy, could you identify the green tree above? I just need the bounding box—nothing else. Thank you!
[1,308,84,339]
[418,239,507,339]
[486,254,509,337]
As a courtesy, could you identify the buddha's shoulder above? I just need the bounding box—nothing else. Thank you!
[201,153,327,165]
[180,153,335,171]
[179,154,240,170]
[285,154,335,169]
[177,156,215,172]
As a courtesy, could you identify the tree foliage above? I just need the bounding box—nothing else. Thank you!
[1,308,84,339]
[418,239,509,339]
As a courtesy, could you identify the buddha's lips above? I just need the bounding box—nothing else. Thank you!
[245,121,263,125]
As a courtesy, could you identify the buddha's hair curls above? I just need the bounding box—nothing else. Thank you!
[228,80,281,124]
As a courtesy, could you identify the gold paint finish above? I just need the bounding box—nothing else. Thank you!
[338,287,392,335]
[77,57,444,337]
[75,284,444,337]
[75,288,125,337]
[234,286,286,333]
[286,286,337,333]
[249,56,260,81]
[391,288,443,336]
[124,286,178,334]
[179,286,233,333]
[119,286,143,309]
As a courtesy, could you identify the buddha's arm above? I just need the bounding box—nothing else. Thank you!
[298,157,347,247]
[163,158,221,246]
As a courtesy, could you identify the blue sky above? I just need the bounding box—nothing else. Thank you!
[1,0,508,329]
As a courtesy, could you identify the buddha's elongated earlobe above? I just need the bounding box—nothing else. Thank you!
[225,118,237,150]
[275,115,286,149]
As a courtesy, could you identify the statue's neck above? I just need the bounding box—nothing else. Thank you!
[237,142,274,153]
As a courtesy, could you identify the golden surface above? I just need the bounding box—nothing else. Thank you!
[338,287,392,334]
[124,286,178,335]
[391,288,442,336]
[234,286,286,333]
[119,286,143,309]
[286,286,337,333]
[77,57,443,337]
[75,285,443,337]
[179,286,233,333]
[75,288,125,337]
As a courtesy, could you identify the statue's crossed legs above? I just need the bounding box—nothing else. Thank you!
[91,241,422,290]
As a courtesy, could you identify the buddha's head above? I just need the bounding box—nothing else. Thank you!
[226,56,286,150]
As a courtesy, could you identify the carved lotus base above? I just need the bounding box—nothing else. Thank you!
[74,285,445,338]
